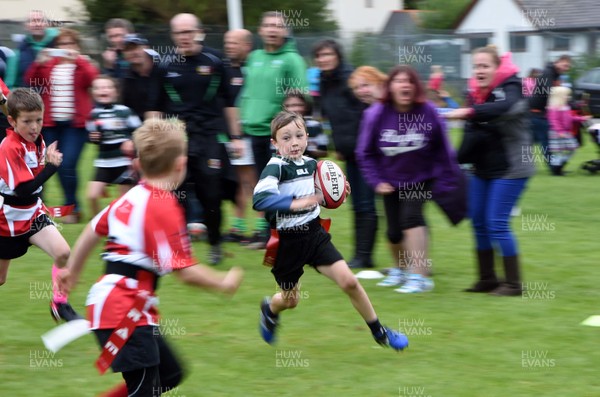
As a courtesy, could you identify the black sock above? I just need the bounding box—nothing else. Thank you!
[367,319,384,336]
[263,302,278,319]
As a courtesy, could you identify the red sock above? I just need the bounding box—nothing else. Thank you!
[98,383,127,397]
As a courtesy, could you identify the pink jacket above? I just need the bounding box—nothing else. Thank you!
[547,107,586,135]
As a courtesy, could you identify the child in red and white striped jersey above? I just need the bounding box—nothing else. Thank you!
[56,118,243,397]
[0,88,82,322]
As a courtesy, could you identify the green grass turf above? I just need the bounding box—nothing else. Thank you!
[1,130,600,396]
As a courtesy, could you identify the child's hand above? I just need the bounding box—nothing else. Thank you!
[46,141,63,166]
[291,194,321,211]
[120,140,135,158]
[55,268,73,295]
[375,182,395,195]
[89,131,101,143]
[221,267,244,295]
[345,180,351,195]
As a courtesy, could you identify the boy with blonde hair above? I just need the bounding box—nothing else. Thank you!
[57,118,243,397]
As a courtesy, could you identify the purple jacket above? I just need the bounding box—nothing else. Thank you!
[356,101,466,224]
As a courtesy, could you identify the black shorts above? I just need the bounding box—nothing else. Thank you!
[272,218,343,289]
[93,165,129,184]
[94,326,185,395]
[94,325,160,373]
[0,214,53,260]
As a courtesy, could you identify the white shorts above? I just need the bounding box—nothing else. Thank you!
[225,137,255,166]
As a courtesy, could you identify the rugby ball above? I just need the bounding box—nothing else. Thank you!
[315,160,347,209]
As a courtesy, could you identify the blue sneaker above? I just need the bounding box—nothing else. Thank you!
[259,297,279,344]
[374,327,409,351]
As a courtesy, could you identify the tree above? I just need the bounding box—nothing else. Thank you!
[416,0,472,30]
[404,0,425,10]
[78,0,338,32]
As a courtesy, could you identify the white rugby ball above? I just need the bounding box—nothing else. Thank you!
[314,160,347,209]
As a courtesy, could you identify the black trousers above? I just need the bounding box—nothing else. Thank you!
[183,134,226,246]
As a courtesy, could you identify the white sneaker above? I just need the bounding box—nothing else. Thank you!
[394,274,434,293]
[377,268,406,287]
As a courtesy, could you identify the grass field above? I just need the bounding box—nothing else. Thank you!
[1,128,600,397]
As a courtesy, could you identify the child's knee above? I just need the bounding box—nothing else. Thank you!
[55,247,70,266]
[87,190,99,201]
[340,276,359,293]
[0,275,6,286]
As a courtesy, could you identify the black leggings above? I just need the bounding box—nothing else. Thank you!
[250,135,275,176]
[383,182,431,244]
[121,335,185,396]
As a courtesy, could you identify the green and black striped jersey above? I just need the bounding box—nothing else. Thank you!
[253,155,320,229]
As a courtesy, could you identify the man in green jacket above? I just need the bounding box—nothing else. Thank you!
[5,10,59,89]
[240,11,307,249]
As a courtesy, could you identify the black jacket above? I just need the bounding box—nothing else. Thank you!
[528,62,560,114]
[460,75,529,179]
[319,64,367,160]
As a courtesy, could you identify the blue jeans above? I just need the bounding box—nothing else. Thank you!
[469,176,528,257]
[530,114,549,163]
[43,122,88,211]
[345,159,376,214]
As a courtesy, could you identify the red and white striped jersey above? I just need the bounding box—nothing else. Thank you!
[0,129,46,236]
[86,182,196,329]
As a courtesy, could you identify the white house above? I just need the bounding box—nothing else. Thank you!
[327,0,404,40]
[0,0,86,22]
[454,0,600,78]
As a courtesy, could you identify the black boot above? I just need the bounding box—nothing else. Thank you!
[348,212,377,269]
[464,249,499,292]
[550,165,564,176]
[490,255,522,296]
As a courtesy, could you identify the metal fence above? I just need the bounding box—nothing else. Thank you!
[1,20,466,98]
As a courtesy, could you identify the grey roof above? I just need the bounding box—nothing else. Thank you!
[381,11,422,37]
[516,0,600,30]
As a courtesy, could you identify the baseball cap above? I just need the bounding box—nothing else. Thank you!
[123,34,148,46]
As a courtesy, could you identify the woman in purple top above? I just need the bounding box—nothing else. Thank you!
[356,65,460,293]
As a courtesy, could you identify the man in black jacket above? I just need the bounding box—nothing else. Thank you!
[313,39,377,269]
[529,54,571,168]
[146,13,243,266]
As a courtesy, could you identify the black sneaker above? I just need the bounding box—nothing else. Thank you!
[222,229,248,244]
[50,301,84,323]
[246,230,269,250]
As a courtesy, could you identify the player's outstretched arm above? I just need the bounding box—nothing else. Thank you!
[56,224,102,295]
[174,265,243,295]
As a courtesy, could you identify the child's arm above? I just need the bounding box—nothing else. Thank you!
[13,141,61,196]
[55,224,102,295]
[252,165,321,212]
[86,116,101,143]
[173,265,243,295]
